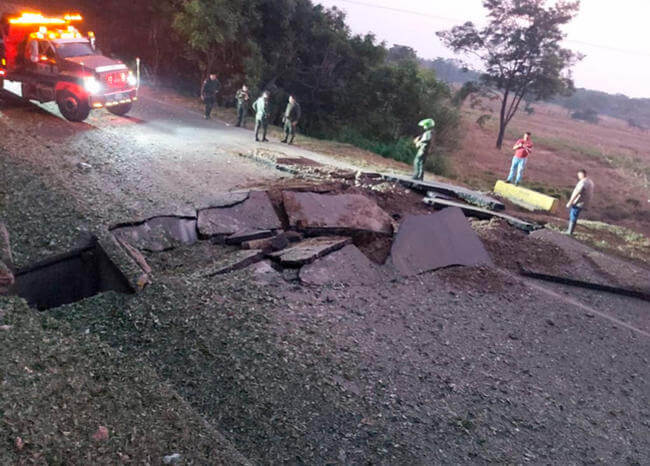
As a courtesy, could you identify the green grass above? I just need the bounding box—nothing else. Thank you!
[505,128,650,180]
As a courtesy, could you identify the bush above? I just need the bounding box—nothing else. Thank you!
[337,129,416,164]
[570,108,599,124]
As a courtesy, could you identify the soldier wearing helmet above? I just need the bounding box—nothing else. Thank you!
[412,118,435,181]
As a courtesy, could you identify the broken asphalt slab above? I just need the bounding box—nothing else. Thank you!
[299,244,391,286]
[283,191,393,235]
[383,173,505,211]
[268,236,352,267]
[528,229,650,294]
[111,216,198,252]
[423,196,540,232]
[391,207,493,276]
[198,191,282,237]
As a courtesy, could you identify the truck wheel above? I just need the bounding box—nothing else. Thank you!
[57,90,90,122]
[107,102,133,116]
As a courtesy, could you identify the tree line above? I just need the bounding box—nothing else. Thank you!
[35,0,460,164]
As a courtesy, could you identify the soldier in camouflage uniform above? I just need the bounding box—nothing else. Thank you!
[252,91,270,142]
[200,73,221,119]
[281,95,301,144]
[235,84,249,127]
[412,118,435,181]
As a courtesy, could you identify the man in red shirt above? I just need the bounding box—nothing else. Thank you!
[506,132,533,185]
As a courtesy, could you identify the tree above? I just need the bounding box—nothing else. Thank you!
[172,0,251,81]
[438,0,582,148]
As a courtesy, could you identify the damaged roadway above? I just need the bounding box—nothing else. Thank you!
[1,88,649,464]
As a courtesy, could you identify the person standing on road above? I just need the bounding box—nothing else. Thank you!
[252,91,270,142]
[235,84,250,127]
[565,169,594,236]
[412,118,435,181]
[200,73,221,120]
[506,132,533,185]
[281,95,301,144]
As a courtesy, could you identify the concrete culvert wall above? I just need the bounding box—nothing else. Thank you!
[12,239,133,310]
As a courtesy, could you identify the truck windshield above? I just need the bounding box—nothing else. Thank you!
[55,42,95,58]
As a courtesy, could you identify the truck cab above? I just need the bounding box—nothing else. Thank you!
[0,12,138,122]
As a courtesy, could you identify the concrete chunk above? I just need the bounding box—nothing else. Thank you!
[97,230,151,292]
[198,191,281,237]
[225,230,274,245]
[391,207,493,276]
[268,236,352,267]
[241,233,289,252]
[203,250,265,276]
[283,191,393,235]
[494,180,559,212]
[299,244,389,286]
[112,217,198,252]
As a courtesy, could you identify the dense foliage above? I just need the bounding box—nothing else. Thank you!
[46,0,460,165]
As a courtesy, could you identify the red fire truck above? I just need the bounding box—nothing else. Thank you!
[0,12,138,121]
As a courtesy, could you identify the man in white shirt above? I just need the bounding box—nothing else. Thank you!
[565,169,594,235]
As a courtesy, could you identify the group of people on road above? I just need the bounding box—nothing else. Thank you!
[202,74,592,237]
[200,74,301,145]
[410,121,594,236]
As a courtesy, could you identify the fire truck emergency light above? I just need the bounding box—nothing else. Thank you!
[8,12,83,25]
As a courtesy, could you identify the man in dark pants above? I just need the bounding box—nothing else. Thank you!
[252,91,270,142]
[200,73,221,119]
[235,84,249,127]
[281,95,301,144]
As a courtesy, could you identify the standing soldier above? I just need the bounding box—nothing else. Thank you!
[200,73,221,120]
[412,118,435,181]
[281,95,301,144]
[252,91,270,142]
[235,84,249,127]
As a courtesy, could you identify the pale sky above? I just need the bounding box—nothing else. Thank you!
[316,0,650,98]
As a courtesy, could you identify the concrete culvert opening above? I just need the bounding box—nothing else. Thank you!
[13,238,133,310]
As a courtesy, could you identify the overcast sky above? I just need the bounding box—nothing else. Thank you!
[316,0,650,99]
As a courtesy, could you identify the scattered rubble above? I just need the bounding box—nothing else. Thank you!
[198,191,281,237]
[283,191,393,235]
[391,207,493,276]
[112,216,198,252]
[383,173,505,211]
[423,196,540,232]
[268,236,352,267]
[299,244,390,286]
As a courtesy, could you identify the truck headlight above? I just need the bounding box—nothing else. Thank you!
[83,77,102,95]
[127,71,137,87]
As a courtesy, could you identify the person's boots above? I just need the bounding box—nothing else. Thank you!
[289,135,295,144]
[566,220,576,236]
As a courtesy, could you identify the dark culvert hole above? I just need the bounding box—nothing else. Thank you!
[12,237,133,310]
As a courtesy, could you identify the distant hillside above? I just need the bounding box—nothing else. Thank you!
[420,57,480,85]
[552,89,650,129]
[421,56,650,129]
